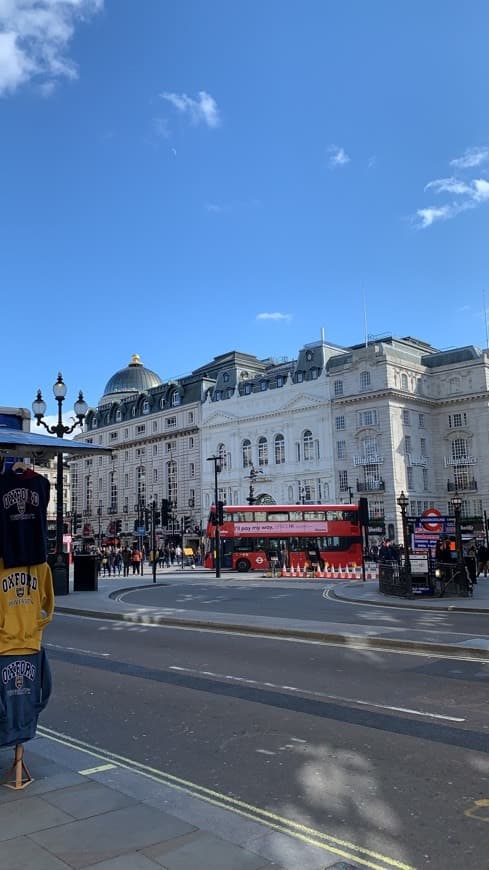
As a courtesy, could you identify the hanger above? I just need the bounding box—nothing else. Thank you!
[11,460,28,473]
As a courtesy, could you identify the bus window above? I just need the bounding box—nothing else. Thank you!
[232,512,250,521]
[341,509,358,524]
[253,511,267,521]
[303,511,326,520]
[289,511,303,521]
[267,512,289,521]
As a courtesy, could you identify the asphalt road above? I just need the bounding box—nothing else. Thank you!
[117,579,489,636]
[42,611,489,870]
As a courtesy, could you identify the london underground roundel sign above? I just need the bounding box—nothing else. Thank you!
[421,508,442,533]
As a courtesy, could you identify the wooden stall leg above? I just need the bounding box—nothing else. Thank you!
[2,743,33,790]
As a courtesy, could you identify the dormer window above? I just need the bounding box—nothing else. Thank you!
[170,391,181,407]
[260,381,267,391]
[223,372,230,383]
[142,400,150,415]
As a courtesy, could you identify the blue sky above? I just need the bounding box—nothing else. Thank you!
[1,0,489,414]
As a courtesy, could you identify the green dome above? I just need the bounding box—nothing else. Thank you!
[102,354,162,398]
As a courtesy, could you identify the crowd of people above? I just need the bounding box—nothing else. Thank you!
[73,542,202,576]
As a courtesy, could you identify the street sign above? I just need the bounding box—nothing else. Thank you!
[420,508,442,532]
[136,526,146,536]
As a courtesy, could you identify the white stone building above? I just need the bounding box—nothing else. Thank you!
[70,337,489,547]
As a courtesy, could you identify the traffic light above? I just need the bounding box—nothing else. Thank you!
[217,500,224,526]
[73,513,81,533]
[115,520,122,535]
[154,508,161,526]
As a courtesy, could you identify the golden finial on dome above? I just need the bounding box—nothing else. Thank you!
[130,353,142,366]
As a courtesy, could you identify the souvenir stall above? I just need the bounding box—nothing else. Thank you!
[0,426,110,788]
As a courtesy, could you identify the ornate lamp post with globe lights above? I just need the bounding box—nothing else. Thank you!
[397,490,412,596]
[32,374,88,593]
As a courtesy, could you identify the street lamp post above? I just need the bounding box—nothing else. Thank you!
[450,492,464,567]
[207,455,222,578]
[397,490,411,593]
[32,373,88,594]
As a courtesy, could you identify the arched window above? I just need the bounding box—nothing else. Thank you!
[242,439,252,468]
[91,417,98,429]
[258,436,268,466]
[274,434,285,464]
[360,371,371,390]
[115,409,122,422]
[401,373,408,390]
[287,485,294,502]
[142,399,150,415]
[160,396,165,409]
[303,430,314,461]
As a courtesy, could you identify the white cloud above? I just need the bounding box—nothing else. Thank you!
[472,178,489,202]
[256,312,292,321]
[0,0,103,96]
[450,146,489,170]
[416,205,456,228]
[327,144,350,168]
[424,177,472,196]
[160,90,220,128]
[415,147,489,228]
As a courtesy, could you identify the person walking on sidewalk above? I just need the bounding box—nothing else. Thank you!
[121,546,131,577]
[131,546,142,575]
[477,543,489,577]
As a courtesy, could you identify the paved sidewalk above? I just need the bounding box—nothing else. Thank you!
[0,738,292,869]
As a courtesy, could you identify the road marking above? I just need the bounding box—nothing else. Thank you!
[256,749,276,756]
[37,725,414,870]
[464,799,489,821]
[55,612,489,663]
[79,763,117,775]
[168,666,465,722]
[44,642,110,658]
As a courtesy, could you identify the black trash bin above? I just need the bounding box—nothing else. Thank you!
[73,555,98,591]
[47,552,70,596]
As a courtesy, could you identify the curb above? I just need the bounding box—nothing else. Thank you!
[54,603,489,660]
[330,585,489,614]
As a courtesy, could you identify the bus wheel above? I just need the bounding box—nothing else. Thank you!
[236,558,250,573]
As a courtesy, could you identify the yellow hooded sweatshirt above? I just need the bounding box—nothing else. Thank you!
[0,560,54,655]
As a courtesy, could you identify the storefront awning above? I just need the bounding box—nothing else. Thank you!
[0,427,112,462]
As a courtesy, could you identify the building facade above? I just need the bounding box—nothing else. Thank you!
[70,337,489,547]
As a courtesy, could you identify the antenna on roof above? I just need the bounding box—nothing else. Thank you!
[484,289,489,349]
[320,327,325,343]
[363,288,368,347]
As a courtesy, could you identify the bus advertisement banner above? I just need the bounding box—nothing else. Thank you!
[232,520,328,536]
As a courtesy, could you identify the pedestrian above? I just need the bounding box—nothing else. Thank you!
[131,546,142,575]
[477,543,489,577]
[121,546,131,577]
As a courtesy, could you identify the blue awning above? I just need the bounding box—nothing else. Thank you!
[0,427,112,462]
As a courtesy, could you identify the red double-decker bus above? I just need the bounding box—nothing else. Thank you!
[204,503,363,573]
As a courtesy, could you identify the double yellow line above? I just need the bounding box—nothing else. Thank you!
[37,725,415,870]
